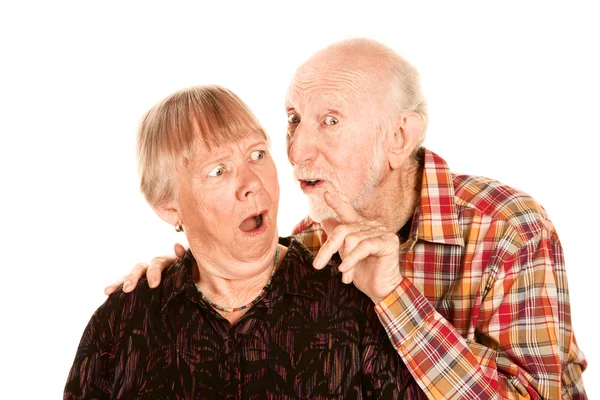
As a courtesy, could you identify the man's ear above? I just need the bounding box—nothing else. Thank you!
[153,199,181,228]
[388,112,423,170]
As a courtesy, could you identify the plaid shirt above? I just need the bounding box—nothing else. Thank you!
[292,149,587,400]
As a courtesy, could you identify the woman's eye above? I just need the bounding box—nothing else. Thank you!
[324,116,339,126]
[250,150,265,161]
[288,113,300,124]
[208,165,225,177]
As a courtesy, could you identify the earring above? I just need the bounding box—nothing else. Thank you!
[175,223,183,232]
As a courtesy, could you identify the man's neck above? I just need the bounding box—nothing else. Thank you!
[358,157,422,233]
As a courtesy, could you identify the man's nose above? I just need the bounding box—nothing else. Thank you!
[287,122,318,165]
[236,166,264,200]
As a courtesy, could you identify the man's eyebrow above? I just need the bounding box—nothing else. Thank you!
[322,108,345,118]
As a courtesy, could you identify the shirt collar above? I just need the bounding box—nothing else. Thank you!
[267,237,338,303]
[160,250,197,313]
[160,238,334,312]
[415,149,464,246]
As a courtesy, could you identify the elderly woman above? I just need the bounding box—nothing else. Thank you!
[64,85,423,399]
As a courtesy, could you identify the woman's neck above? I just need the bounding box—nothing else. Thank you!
[191,244,287,325]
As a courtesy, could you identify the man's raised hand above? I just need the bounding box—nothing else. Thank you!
[312,191,403,304]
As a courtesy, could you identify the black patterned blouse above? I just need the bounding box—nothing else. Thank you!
[64,238,425,399]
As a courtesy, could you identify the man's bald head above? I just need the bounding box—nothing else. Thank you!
[301,38,397,74]
[292,38,428,147]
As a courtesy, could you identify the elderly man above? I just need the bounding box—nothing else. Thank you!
[110,39,587,399]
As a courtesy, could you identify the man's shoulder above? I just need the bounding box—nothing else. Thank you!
[291,216,319,235]
[291,217,328,255]
[451,173,555,242]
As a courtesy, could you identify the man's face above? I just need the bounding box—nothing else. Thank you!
[285,64,388,222]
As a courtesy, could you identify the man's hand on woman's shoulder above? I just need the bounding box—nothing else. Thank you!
[104,243,187,295]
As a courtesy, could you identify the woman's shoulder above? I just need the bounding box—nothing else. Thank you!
[103,277,158,315]
[91,278,160,336]
[91,257,193,340]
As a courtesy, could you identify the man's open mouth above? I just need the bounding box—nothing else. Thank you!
[300,179,324,190]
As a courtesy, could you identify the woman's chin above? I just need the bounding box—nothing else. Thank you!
[233,231,279,261]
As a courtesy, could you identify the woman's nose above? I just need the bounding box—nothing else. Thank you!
[236,167,263,200]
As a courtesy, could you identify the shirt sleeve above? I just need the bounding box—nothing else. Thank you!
[374,230,587,400]
[64,295,122,399]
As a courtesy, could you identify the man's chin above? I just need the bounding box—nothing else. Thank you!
[308,200,337,223]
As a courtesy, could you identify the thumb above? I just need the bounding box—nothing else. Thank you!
[174,242,187,258]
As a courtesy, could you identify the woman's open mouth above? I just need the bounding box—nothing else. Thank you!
[239,212,267,235]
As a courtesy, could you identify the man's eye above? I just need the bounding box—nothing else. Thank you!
[288,113,300,124]
[250,150,265,161]
[324,116,338,126]
[208,165,225,177]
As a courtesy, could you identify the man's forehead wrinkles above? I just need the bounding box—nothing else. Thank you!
[285,86,301,105]
[292,68,381,101]
[290,85,352,110]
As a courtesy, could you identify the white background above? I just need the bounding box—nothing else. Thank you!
[1,1,598,398]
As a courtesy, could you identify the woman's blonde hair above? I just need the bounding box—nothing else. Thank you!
[137,85,267,207]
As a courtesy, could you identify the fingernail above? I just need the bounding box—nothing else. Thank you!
[150,277,157,287]
[123,280,131,289]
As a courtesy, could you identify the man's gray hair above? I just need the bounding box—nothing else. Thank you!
[387,51,428,150]
[335,39,428,152]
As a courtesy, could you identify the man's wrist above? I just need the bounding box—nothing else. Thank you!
[370,278,403,305]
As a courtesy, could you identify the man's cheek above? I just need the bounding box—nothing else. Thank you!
[286,141,293,162]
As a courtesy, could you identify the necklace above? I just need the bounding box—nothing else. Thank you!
[195,247,280,313]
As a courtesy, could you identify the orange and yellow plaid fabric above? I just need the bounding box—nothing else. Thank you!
[292,149,587,399]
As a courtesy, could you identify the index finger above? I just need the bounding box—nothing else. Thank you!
[104,275,127,296]
[323,191,361,224]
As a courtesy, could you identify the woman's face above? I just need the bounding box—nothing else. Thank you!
[173,135,280,275]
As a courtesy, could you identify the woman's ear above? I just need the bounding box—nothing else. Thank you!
[388,111,423,170]
[153,199,181,228]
